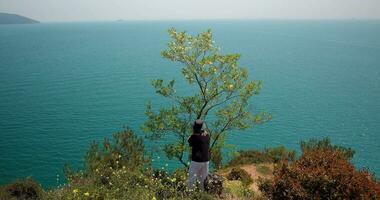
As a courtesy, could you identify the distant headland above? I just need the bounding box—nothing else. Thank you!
[0,13,39,24]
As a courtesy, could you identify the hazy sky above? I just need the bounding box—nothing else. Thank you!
[1,0,380,22]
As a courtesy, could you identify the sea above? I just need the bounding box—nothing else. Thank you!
[1,20,380,188]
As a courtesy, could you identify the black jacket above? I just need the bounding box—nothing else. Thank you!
[188,134,210,162]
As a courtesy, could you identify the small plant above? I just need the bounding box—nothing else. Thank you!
[0,178,45,200]
[227,168,253,186]
[204,173,224,196]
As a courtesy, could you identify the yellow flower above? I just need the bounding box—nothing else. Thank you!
[228,84,234,89]
[72,189,78,194]
[84,192,90,196]
[171,178,177,182]
[152,197,157,200]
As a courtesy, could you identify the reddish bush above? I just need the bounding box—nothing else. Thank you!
[259,149,380,200]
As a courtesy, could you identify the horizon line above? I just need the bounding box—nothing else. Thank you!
[2,12,380,23]
[37,18,380,23]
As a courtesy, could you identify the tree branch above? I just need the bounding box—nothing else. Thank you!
[210,106,245,150]
[204,93,240,117]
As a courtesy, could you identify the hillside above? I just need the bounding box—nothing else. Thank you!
[0,13,39,24]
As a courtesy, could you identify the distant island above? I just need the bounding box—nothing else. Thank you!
[0,13,39,24]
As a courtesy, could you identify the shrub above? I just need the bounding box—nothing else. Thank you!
[0,178,45,200]
[227,146,296,166]
[224,180,257,200]
[264,146,296,163]
[301,137,355,160]
[48,128,220,200]
[48,169,158,200]
[227,168,253,186]
[190,192,215,200]
[259,149,380,200]
[84,128,149,176]
[204,173,224,196]
[255,164,272,176]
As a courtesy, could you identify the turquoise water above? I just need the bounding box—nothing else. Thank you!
[1,20,380,187]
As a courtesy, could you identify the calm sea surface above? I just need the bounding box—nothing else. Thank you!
[1,20,380,187]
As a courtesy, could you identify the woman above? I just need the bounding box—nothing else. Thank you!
[187,119,210,190]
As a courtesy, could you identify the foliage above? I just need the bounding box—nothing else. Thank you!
[227,146,296,166]
[259,148,380,200]
[45,128,219,200]
[204,173,224,196]
[255,165,272,176]
[190,192,215,200]
[0,178,46,200]
[300,137,355,160]
[2,134,380,200]
[223,180,256,200]
[49,168,171,199]
[143,28,270,168]
[84,128,149,177]
[264,146,296,163]
[48,165,217,200]
[227,168,253,186]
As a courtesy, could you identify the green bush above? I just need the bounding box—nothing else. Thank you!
[227,168,253,186]
[46,128,216,200]
[190,192,215,200]
[0,178,46,200]
[300,137,355,160]
[224,180,258,200]
[85,128,149,176]
[264,146,296,163]
[227,146,296,166]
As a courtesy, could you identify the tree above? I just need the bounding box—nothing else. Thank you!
[143,28,270,168]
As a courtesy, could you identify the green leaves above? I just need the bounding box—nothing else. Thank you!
[151,79,176,97]
[85,128,149,175]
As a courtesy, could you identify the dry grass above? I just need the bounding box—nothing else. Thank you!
[217,163,274,199]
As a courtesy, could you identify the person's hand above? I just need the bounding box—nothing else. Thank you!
[202,130,208,136]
